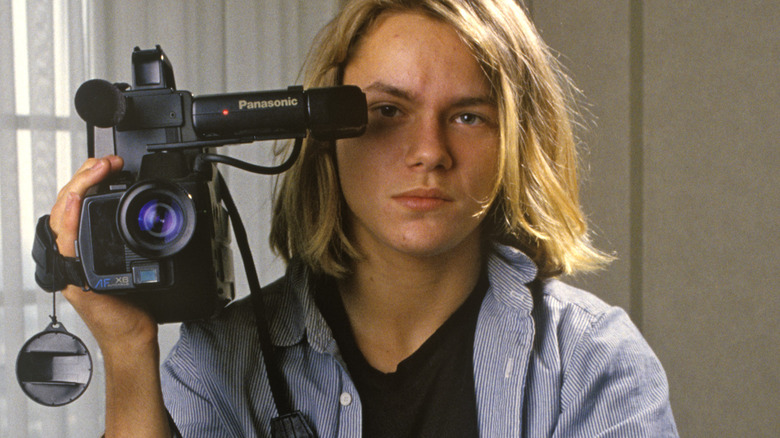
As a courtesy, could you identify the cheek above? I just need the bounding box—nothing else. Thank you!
[336,133,403,182]
[335,139,383,206]
[459,143,500,202]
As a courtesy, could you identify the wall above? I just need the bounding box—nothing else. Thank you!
[530,1,779,436]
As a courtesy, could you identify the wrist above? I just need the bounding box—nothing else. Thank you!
[101,334,160,368]
[102,335,168,437]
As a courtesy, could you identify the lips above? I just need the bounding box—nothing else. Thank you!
[392,188,452,211]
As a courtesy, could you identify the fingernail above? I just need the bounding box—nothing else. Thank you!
[91,160,105,171]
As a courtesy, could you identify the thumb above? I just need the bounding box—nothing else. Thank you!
[56,192,82,258]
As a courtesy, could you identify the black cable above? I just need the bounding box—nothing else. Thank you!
[196,138,302,175]
[217,172,294,417]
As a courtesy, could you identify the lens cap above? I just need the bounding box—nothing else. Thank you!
[16,321,93,406]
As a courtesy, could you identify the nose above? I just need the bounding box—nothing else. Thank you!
[404,116,453,171]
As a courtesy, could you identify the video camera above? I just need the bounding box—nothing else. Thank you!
[70,45,366,322]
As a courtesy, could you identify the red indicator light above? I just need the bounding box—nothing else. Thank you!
[222,109,229,116]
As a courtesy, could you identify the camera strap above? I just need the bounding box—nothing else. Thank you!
[217,172,316,438]
[32,215,87,292]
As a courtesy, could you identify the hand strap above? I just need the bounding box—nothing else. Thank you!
[31,215,86,292]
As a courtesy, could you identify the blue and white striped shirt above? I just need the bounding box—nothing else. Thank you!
[161,244,678,437]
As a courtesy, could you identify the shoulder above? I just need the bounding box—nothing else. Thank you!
[192,275,287,336]
[160,280,291,436]
[534,278,658,378]
[163,276,289,373]
[540,278,615,316]
[484,244,648,355]
[477,247,677,435]
[162,296,257,387]
[537,279,637,348]
[533,279,678,435]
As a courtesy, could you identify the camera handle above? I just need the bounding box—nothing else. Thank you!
[216,164,315,437]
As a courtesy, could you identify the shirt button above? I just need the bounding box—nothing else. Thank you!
[339,392,353,406]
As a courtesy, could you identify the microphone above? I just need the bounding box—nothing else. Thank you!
[192,85,366,141]
[74,81,366,141]
[74,79,128,128]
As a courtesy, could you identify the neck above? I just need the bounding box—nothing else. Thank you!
[338,234,484,372]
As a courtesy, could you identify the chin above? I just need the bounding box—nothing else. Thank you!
[388,230,481,259]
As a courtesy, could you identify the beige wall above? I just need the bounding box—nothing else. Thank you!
[531,1,779,436]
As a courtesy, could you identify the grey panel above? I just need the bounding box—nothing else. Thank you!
[643,1,779,436]
[533,1,779,436]
[532,1,633,317]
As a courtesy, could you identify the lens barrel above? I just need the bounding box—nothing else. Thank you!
[117,180,196,258]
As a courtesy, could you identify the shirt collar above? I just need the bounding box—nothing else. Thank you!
[485,243,538,313]
[266,259,337,352]
[267,243,539,350]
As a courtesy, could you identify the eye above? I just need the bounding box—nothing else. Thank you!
[376,105,401,118]
[454,113,484,125]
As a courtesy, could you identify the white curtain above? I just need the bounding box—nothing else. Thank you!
[0,0,341,436]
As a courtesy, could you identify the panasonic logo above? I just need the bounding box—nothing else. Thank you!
[238,97,299,110]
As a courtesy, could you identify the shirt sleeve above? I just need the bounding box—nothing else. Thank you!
[554,306,679,437]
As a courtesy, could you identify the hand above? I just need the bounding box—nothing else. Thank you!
[50,156,158,355]
[51,155,169,436]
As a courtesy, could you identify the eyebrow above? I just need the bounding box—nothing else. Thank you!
[364,81,496,108]
[364,81,415,101]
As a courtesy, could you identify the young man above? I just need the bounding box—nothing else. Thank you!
[50,0,677,436]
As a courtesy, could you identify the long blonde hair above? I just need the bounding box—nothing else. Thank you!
[270,0,611,278]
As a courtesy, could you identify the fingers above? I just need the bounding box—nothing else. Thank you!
[50,156,124,257]
[68,155,124,196]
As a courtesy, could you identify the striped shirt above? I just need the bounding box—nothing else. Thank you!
[161,244,678,437]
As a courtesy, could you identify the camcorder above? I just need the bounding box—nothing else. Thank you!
[70,45,366,322]
[23,45,360,432]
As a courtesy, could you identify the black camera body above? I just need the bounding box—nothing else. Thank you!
[77,157,234,323]
[72,45,366,323]
[76,48,233,323]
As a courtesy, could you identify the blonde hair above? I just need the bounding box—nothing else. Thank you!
[270,0,611,278]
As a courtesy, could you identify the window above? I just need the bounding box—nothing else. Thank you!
[1,0,98,436]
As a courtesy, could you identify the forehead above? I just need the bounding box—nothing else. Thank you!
[343,11,489,96]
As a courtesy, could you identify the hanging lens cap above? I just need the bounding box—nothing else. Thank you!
[16,321,93,406]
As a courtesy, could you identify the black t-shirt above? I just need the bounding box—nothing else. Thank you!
[314,273,488,438]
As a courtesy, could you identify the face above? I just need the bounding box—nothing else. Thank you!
[336,12,499,260]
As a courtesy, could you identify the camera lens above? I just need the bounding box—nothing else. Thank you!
[138,200,184,240]
[118,180,197,258]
